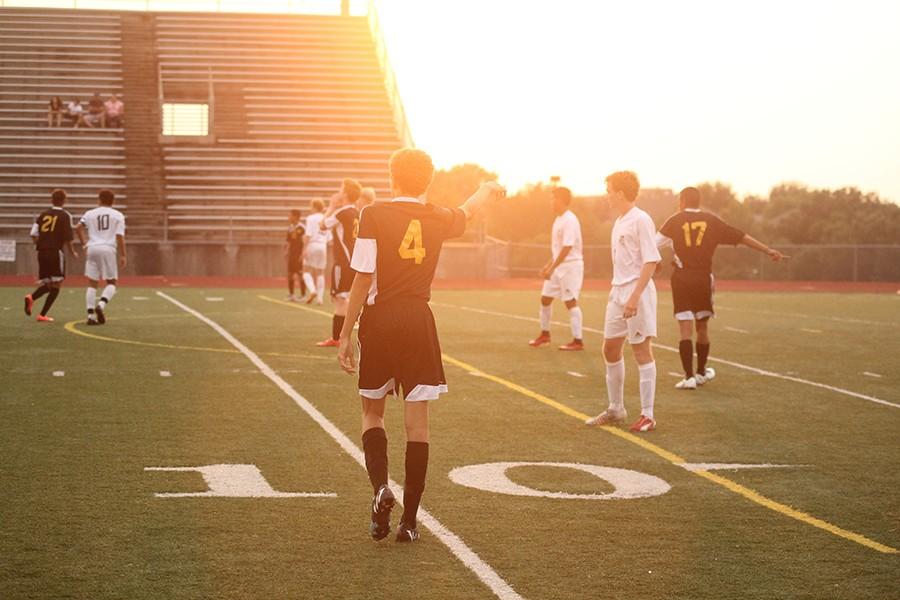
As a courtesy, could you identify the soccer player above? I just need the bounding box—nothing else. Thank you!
[359,186,377,209]
[657,186,786,389]
[284,209,307,302]
[316,178,362,347]
[23,189,78,322]
[337,148,504,542]
[75,189,126,326]
[303,199,328,304]
[586,171,661,433]
[528,186,585,350]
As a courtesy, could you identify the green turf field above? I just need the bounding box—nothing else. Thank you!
[2,286,898,599]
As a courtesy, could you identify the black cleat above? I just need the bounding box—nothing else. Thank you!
[395,521,420,543]
[95,305,106,324]
[86,318,100,326]
[369,484,395,541]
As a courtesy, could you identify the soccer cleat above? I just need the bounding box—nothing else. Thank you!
[95,305,106,325]
[558,340,584,351]
[36,315,54,323]
[315,338,340,348]
[369,484,395,541]
[304,293,316,305]
[285,294,296,302]
[696,367,716,386]
[528,333,551,347]
[629,415,657,432]
[24,294,33,316]
[585,407,627,426]
[395,521,420,543]
[675,376,697,390]
[86,317,99,326]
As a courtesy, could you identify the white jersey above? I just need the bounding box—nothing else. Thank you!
[610,206,661,286]
[305,212,329,245]
[80,206,125,249]
[552,210,583,263]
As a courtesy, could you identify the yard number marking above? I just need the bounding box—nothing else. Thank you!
[145,464,335,499]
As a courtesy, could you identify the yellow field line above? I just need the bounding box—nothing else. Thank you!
[258,294,334,318]
[259,295,898,554]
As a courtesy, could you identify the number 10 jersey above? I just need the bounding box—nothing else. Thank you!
[79,206,126,249]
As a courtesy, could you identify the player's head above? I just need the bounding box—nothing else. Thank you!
[341,178,362,206]
[389,148,434,198]
[551,186,572,215]
[50,188,67,207]
[678,186,701,210]
[605,171,640,211]
[311,198,325,213]
[98,189,115,206]
[359,186,376,208]
[289,209,301,223]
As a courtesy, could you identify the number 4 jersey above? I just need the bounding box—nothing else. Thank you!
[658,208,744,272]
[350,197,467,305]
[79,206,126,248]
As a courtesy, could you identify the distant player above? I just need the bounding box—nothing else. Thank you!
[284,209,307,302]
[75,189,126,326]
[586,171,661,433]
[528,186,585,350]
[337,148,504,542]
[23,188,78,322]
[657,186,786,389]
[359,186,377,209]
[303,199,328,304]
[317,178,362,347]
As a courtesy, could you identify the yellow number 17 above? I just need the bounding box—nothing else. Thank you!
[398,219,426,264]
[681,221,707,247]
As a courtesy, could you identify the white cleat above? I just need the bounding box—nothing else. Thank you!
[585,408,627,426]
[285,294,297,302]
[675,376,697,390]
[696,367,716,386]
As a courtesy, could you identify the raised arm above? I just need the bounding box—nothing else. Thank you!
[459,181,506,220]
[741,234,786,261]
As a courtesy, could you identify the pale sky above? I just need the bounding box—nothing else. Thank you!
[376,0,900,201]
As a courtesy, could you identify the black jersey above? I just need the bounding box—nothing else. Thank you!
[33,207,73,251]
[325,205,359,267]
[352,199,467,305]
[659,209,744,272]
[286,222,305,257]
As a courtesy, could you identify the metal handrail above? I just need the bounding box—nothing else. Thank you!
[366,0,413,148]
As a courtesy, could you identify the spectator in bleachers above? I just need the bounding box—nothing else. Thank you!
[65,98,84,128]
[83,93,106,128]
[47,96,64,128]
[105,94,124,128]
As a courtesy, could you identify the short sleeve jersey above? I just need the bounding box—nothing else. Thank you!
[610,206,662,286]
[286,222,305,257]
[80,206,126,249]
[32,207,73,251]
[552,210,583,263]
[305,213,328,245]
[324,205,359,267]
[658,209,744,272]
[350,198,467,305]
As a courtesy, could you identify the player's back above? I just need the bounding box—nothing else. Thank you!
[306,212,328,244]
[81,206,125,248]
[659,209,743,271]
[34,207,73,251]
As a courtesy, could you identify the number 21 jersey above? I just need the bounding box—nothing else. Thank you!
[80,206,126,249]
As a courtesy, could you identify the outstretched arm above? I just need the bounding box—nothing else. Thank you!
[460,181,506,220]
[741,234,787,261]
[337,272,373,374]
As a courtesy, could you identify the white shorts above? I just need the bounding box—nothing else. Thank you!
[305,243,327,270]
[604,280,657,344]
[85,245,118,281]
[541,261,583,301]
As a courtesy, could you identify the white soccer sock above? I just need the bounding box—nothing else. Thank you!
[539,305,552,331]
[302,272,315,294]
[638,361,657,420]
[86,287,96,312]
[569,306,583,340]
[316,275,325,302]
[605,359,625,412]
[99,284,116,307]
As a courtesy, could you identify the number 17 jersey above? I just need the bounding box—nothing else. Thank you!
[79,206,126,249]
[350,198,467,305]
[658,209,744,272]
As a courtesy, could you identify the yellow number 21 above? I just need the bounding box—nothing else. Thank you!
[398,219,426,264]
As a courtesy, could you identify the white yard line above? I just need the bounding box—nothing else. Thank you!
[863,372,883,379]
[156,291,524,600]
[159,370,172,377]
[432,302,900,410]
[52,370,64,377]
[566,371,586,378]
[800,328,823,334]
[724,326,749,334]
[205,297,225,302]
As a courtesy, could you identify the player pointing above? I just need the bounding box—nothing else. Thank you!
[337,148,505,543]
[75,189,126,326]
[657,187,786,389]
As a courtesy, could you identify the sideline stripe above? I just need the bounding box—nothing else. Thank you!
[432,302,900,410]
[258,294,332,317]
[260,295,898,554]
[159,291,524,600]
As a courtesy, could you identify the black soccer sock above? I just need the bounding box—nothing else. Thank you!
[678,339,694,378]
[31,284,49,300]
[40,287,60,316]
[401,441,429,526]
[697,343,710,376]
[332,315,345,341]
[362,427,388,493]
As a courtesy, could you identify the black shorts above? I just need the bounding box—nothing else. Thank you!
[37,248,66,283]
[331,261,355,298]
[287,253,303,274]
[671,268,714,320]
[358,299,447,402]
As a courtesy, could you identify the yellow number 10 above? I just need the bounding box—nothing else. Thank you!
[398,219,426,264]
[681,221,707,247]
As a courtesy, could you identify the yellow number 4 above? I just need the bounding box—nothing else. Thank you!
[681,221,707,247]
[398,219,426,264]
